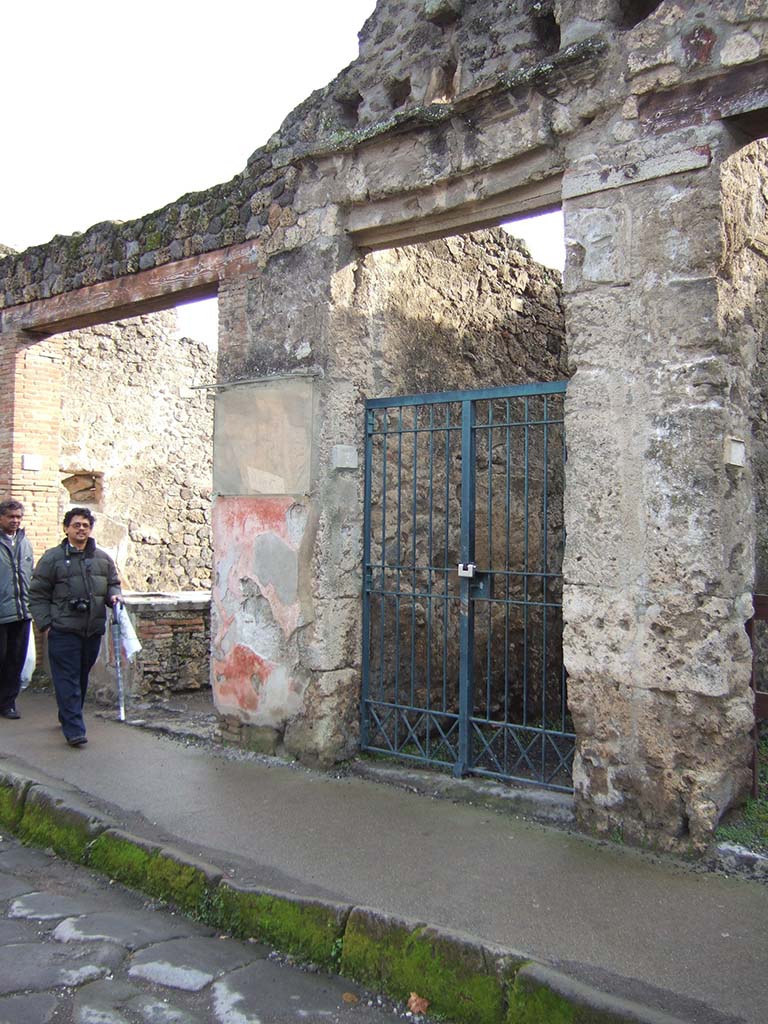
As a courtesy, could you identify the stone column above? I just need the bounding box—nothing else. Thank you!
[212,234,364,765]
[0,323,63,552]
[561,123,756,850]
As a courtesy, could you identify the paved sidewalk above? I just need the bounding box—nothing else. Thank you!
[0,833,404,1023]
[1,691,766,1024]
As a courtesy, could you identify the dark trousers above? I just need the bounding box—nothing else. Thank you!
[47,629,102,741]
[0,619,31,712]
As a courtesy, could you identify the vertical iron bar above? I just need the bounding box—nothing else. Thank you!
[523,397,530,726]
[541,396,550,779]
[361,407,375,747]
[395,406,404,749]
[560,406,567,732]
[486,402,493,721]
[504,398,511,771]
[378,414,388,705]
[410,406,418,712]
[456,399,476,777]
[427,405,435,755]
[442,406,451,714]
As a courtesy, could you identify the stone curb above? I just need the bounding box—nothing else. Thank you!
[511,963,692,1024]
[349,760,576,826]
[0,766,704,1024]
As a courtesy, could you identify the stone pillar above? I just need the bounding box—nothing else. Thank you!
[211,235,364,765]
[561,123,756,850]
[0,324,63,552]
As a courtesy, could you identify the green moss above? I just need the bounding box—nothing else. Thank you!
[89,834,215,914]
[144,231,163,251]
[0,782,26,829]
[147,854,210,913]
[507,972,635,1024]
[716,736,768,855]
[17,803,91,863]
[341,917,507,1024]
[214,886,345,966]
[88,833,155,889]
[507,980,576,1024]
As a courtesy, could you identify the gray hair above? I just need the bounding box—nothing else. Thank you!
[0,500,24,517]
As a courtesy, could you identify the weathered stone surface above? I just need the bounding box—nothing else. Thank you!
[0,991,59,1023]
[9,891,114,921]
[53,910,208,950]
[211,960,367,1024]
[59,310,214,592]
[0,939,124,993]
[128,935,262,991]
[2,1,767,849]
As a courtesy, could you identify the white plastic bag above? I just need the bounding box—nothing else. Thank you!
[117,604,142,661]
[20,626,35,689]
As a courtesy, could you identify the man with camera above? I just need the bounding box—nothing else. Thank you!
[30,508,122,747]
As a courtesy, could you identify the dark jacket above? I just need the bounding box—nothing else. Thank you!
[29,537,121,638]
[0,529,33,624]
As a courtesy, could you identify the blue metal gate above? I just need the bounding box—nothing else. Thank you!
[361,382,574,791]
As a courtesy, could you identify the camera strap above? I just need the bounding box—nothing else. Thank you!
[64,546,92,600]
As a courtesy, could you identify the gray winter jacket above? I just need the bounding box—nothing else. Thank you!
[29,537,121,637]
[0,529,33,625]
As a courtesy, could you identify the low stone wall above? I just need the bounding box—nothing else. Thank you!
[88,592,211,705]
[127,593,211,697]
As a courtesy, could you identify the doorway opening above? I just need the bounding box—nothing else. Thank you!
[355,212,571,788]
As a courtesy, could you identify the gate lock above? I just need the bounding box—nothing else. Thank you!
[457,563,492,599]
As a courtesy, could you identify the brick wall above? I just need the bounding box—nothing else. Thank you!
[0,331,64,550]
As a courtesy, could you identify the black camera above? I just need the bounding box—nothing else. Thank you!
[68,597,90,613]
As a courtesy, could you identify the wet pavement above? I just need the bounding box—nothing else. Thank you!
[3,688,766,1024]
[0,833,407,1024]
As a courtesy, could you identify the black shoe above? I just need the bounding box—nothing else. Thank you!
[66,735,87,747]
[0,707,20,720]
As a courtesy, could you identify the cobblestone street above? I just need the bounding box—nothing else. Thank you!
[0,834,398,1024]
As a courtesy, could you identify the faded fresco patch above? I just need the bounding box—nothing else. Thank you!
[211,496,308,725]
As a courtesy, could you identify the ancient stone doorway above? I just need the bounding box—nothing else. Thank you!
[360,382,572,790]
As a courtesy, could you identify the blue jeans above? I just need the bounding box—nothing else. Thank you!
[47,630,102,740]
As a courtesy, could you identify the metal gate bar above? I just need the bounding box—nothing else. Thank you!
[361,382,573,791]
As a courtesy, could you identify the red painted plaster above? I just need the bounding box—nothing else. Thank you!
[211,496,305,718]
[213,495,294,546]
[214,642,275,712]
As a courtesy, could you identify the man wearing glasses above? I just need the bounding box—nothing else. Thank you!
[30,507,122,747]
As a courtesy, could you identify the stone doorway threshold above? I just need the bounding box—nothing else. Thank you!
[93,688,219,744]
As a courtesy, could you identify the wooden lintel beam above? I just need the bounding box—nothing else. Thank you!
[2,239,262,339]
[349,186,562,252]
[19,282,219,337]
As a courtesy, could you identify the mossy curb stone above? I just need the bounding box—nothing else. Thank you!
[508,964,689,1024]
[0,766,710,1024]
[89,830,223,914]
[17,785,115,863]
[0,768,35,830]
[210,882,352,967]
[341,907,524,1024]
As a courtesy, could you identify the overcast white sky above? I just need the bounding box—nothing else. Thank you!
[3,1,563,345]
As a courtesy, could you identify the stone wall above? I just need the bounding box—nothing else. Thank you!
[734,140,768,690]
[88,593,211,706]
[212,230,566,763]
[350,229,566,395]
[59,311,215,590]
[2,0,768,849]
